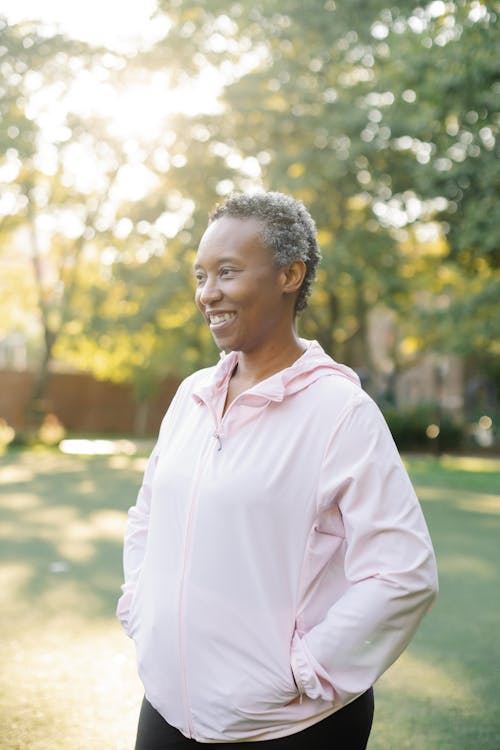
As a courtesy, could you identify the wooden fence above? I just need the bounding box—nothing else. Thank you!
[0,370,181,436]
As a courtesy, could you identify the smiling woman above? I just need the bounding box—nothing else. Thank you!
[194,215,305,365]
[117,190,438,750]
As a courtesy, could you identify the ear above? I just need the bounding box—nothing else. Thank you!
[280,260,307,295]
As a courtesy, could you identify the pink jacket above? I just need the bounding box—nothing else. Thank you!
[117,340,438,742]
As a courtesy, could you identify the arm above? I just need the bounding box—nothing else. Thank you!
[116,443,160,636]
[116,377,193,635]
[291,393,438,704]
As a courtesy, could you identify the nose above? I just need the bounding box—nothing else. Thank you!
[197,275,222,306]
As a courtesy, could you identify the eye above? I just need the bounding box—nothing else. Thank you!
[219,267,238,278]
[194,271,206,285]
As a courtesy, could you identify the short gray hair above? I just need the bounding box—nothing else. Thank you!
[209,191,322,313]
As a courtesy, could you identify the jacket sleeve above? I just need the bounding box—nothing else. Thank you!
[291,392,438,705]
[116,377,192,635]
[116,442,160,636]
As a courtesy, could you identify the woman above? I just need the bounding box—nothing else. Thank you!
[117,191,438,749]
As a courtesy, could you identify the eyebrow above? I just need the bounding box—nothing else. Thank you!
[193,256,243,269]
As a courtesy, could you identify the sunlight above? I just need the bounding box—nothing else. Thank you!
[0,562,33,599]
[0,501,127,563]
[0,492,40,510]
[438,554,496,578]
[3,0,224,206]
[416,485,499,507]
[104,80,174,142]
[456,494,500,516]
[66,71,222,146]
[103,72,222,143]
[2,0,161,50]
[59,439,137,455]
[0,465,35,484]
[441,455,500,473]
[379,651,481,712]
[109,455,149,473]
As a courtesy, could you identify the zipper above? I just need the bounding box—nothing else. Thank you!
[291,637,306,705]
[177,431,213,738]
[213,431,222,451]
[297,681,305,705]
[209,390,265,452]
[293,667,305,704]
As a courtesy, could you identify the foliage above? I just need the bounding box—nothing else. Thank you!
[383,403,464,452]
[0,2,499,418]
[145,0,500,369]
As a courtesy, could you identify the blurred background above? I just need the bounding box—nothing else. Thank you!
[0,0,498,453]
[0,4,499,749]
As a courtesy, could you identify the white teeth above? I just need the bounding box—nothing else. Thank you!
[209,313,235,325]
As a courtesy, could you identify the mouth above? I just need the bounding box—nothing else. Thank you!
[207,311,237,329]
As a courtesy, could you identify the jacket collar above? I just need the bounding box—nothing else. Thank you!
[192,340,360,407]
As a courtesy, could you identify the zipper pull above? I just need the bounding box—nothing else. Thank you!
[291,660,305,704]
[213,431,222,451]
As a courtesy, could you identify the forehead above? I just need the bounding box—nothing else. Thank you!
[195,216,270,265]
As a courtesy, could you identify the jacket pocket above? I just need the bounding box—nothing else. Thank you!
[290,631,335,703]
[227,648,299,718]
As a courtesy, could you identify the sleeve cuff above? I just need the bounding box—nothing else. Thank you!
[291,631,335,702]
[116,587,135,637]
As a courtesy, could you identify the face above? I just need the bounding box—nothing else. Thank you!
[194,216,294,354]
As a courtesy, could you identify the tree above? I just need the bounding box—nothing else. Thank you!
[2,2,498,430]
[370,1,500,388]
[139,0,499,398]
[142,1,420,371]
[0,19,123,426]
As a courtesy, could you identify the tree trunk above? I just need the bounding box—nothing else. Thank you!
[25,329,56,432]
[134,400,150,437]
[24,196,56,432]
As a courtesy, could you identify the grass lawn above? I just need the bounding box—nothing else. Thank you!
[0,448,499,749]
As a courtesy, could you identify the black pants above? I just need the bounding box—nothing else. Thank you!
[135,689,374,750]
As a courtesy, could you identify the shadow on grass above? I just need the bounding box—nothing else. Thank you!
[1,450,499,749]
[0,449,146,620]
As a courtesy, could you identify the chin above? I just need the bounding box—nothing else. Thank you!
[212,334,236,351]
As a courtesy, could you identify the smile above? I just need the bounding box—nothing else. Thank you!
[208,312,236,327]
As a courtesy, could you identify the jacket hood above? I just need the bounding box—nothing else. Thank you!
[193,340,361,406]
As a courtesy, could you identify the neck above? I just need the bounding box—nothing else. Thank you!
[233,334,305,388]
